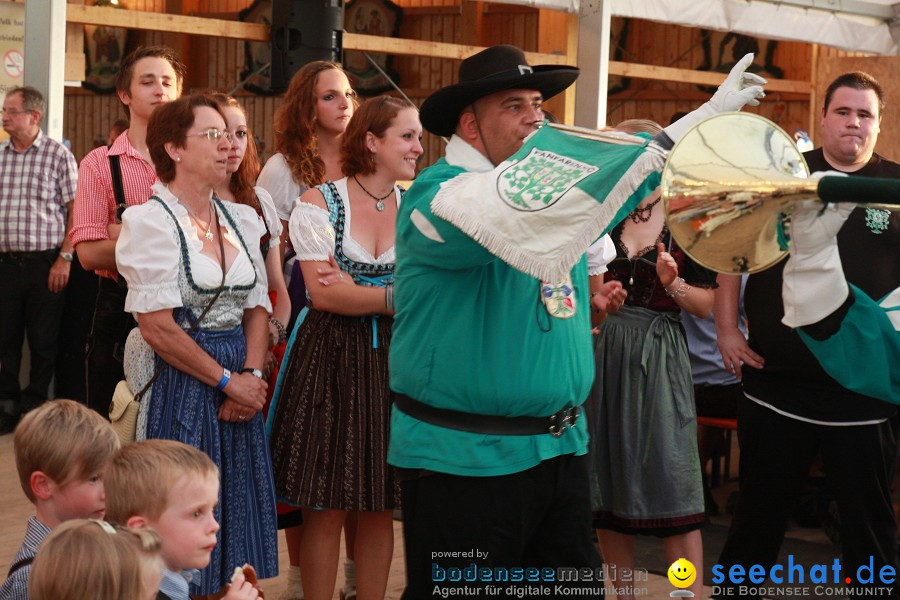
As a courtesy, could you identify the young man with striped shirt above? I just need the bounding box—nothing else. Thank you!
[71,46,185,414]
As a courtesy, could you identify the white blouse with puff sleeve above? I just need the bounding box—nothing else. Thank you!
[116,182,272,316]
[287,178,397,265]
[587,234,617,277]
[257,153,308,222]
[255,186,283,252]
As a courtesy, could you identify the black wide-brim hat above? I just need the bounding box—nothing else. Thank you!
[420,45,580,137]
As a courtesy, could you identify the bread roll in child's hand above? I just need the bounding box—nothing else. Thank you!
[226,564,263,599]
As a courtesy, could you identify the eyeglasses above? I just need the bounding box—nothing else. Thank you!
[188,128,234,143]
[0,108,34,117]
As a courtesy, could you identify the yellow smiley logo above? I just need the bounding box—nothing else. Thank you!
[667,558,697,589]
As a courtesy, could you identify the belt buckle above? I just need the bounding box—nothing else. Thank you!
[548,406,580,438]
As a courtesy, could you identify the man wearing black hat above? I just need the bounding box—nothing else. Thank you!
[388,45,764,598]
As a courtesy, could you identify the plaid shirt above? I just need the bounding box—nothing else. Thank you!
[0,131,77,252]
[0,516,51,600]
[71,130,159,279]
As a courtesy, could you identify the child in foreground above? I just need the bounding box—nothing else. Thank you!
[0,399,120,600]
[29,519,163,600]
[103,439,262,599]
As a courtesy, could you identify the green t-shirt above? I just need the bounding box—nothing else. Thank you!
[388,158,594,477]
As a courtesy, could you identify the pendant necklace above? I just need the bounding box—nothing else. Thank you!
[189,201,215,240]
[354,175,395,212]
[628,196,662,223]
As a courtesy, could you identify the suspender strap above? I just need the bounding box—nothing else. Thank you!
[7,556,34,578]
[109,154,127,223]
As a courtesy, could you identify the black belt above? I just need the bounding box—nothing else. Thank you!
[0,249,59,264]
[394,394,581,437]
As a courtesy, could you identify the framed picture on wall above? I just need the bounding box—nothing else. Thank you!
[83,1,128,94]
[696,31,784,94]
[343,0,402,96]
[239,0,277,96]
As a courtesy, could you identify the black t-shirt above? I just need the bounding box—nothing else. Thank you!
[741,148,900,422]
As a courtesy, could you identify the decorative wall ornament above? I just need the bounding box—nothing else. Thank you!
[238,0,276,96]
[83,0,128,93]
[343,0,402,96]
[696,31,783,95]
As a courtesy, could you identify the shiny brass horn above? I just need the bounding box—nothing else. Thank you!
[661,112,899,274]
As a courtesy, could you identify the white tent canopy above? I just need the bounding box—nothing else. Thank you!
[508,0,899,56]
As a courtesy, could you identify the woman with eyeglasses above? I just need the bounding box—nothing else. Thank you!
[587,119,717,599]
[115,94,278,597]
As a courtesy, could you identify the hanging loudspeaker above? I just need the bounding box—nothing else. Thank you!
[270,0,344,93]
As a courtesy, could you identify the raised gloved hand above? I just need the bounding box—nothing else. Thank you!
[662,53,767,144]
[781,199,855,328]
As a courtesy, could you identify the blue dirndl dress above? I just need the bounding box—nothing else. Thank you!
[126,196,279,594]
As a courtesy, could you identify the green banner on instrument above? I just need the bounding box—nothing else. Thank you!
[431,125,666,281]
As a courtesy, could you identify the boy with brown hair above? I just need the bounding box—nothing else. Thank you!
[104,440,260,600]
[0,399,120,600]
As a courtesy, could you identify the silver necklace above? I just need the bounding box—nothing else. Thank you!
[354,175,394,212]
[189,201,215,240]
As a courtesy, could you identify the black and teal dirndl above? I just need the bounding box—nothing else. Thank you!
[268,181,399,511]
[143,198,278,594]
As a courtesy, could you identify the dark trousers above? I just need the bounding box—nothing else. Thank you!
[84,277,135,415]
[0,251,66,416]
[715,397,898,599]
[54,251,98,403]
[400,453,601,599]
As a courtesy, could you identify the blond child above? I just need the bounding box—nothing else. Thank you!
[104,439,261,600]
[29,519,163,600]
[0,399,120,600]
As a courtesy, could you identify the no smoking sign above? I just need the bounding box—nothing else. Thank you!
[3,49,24,78]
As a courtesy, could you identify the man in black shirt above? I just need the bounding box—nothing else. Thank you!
[713,72,900,599]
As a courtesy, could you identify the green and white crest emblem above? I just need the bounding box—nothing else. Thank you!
[865,208,890,234]
[497,148,599,212]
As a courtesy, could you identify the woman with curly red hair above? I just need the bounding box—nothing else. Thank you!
[256,61,357,600]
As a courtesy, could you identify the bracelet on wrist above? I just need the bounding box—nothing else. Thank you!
[240,368,264,379]
[665,277,689,298]
[215,368,231,391]
[385,284,395,311]
[269,317,287,345]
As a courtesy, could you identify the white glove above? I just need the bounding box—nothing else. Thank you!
[663,53,767,143]
[808,169,848,181]
[781,199,855,328]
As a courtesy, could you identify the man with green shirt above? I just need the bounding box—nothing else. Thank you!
[389,45,765,598]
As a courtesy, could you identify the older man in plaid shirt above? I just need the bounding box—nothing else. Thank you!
[0,87,77,434]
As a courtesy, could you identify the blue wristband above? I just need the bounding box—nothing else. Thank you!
[215,368,231,391]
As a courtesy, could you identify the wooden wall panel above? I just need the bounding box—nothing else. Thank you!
[607,18,812,140]
[62,3,836,174]
[64,94,129,161]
